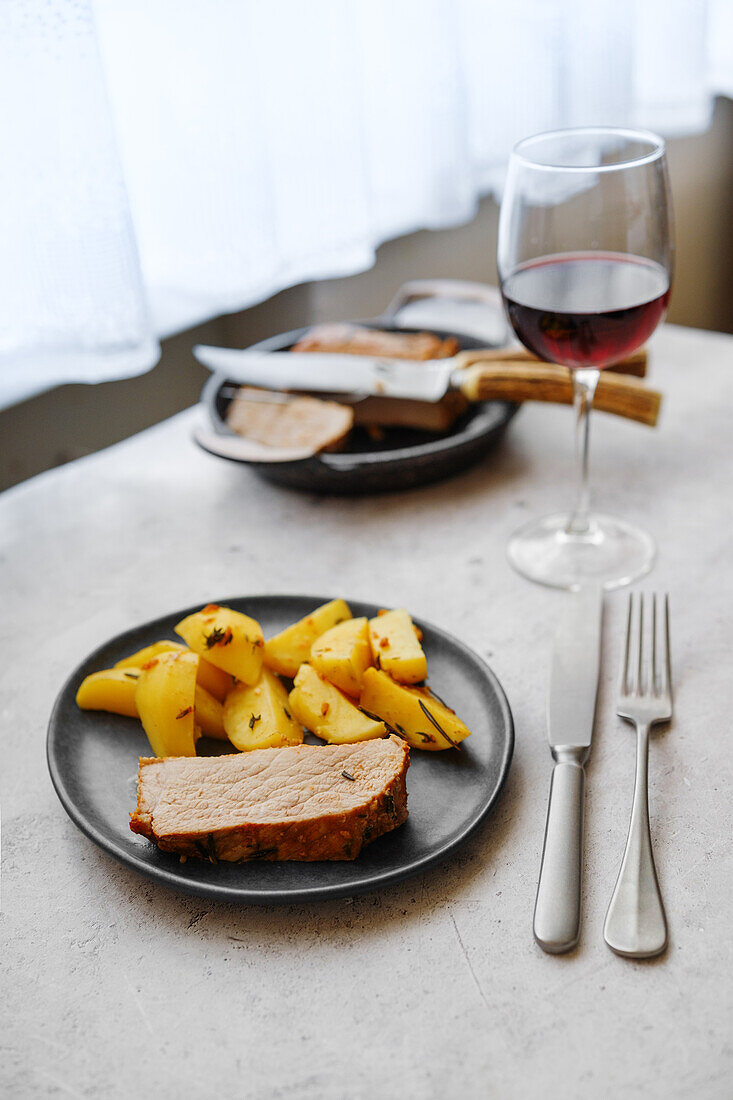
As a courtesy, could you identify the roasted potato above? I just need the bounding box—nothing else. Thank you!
[289,664,386,744]
[264,599,351,678]
[115,638,232,701]
[368,609,427,684]
[175,604,264,684]
[360,668,470,751]
[223,668,304,751]
[135,650,199,757]
[76,668,141,718]
[310,616,373,697]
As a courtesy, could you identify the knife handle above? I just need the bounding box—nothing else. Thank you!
[533,760,585,954]
[455,362,661,426]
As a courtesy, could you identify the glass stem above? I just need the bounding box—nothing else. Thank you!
[566,367,600,536]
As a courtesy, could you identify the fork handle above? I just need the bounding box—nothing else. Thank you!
[604,723,668,958]
[533,761,585,954]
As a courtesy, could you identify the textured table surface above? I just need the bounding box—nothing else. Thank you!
[1,324,731,1099]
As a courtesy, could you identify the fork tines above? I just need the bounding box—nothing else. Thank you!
[621,592,671,700]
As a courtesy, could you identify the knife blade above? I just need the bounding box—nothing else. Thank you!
[193,345,454,402]
[534,585,603,954]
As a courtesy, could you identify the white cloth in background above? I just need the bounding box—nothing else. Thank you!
[0,0,158,408]
[0,0,729,408]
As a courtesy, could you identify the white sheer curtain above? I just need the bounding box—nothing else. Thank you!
[1,0,731,408]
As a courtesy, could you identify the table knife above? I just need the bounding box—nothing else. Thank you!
[533,585,603,954]
[193,345,660,427]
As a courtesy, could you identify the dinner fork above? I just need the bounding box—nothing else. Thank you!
[604,592,671,958]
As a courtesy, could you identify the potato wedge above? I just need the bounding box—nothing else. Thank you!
[115,640,186,668]
[76,668,141,718]
[310,617,373,697]
[196,657,234,701]
[223,667,304,751]
[368,609,427,684]
[135,650,199,757]
[289,664,387,744]
[264,599,352,678]
[360,668,470,751]
[194,684,227,740]
[115,639,232,701]
[175,604,264,684]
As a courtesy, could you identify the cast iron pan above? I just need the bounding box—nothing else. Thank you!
[200,321,518,494]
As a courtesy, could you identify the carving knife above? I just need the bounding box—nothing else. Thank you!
[193,345,661,426]
[534,585,603,954]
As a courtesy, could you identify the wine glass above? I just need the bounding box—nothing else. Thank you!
[497,127,673,589]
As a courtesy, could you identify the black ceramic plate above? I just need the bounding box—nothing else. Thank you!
[200,323,519,494]
[48,595,513,904]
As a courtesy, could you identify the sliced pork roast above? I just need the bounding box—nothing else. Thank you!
[130,736,409,862]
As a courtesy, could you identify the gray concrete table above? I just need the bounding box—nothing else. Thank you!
[1,325,731,1099]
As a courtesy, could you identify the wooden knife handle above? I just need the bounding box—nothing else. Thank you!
[455,345,648,378]
[456,361,661,427]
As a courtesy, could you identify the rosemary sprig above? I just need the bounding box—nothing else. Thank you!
[418,699,460,750]
[359,706,383,723]
[204,626,233,649]
[358,707,399,739]
[425,686,454,712]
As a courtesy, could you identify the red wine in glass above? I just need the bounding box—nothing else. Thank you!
[501,251,670,368]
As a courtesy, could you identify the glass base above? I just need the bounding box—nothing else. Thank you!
[507,512,656,591]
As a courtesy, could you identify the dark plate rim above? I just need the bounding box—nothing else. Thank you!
[47,594,514,904]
